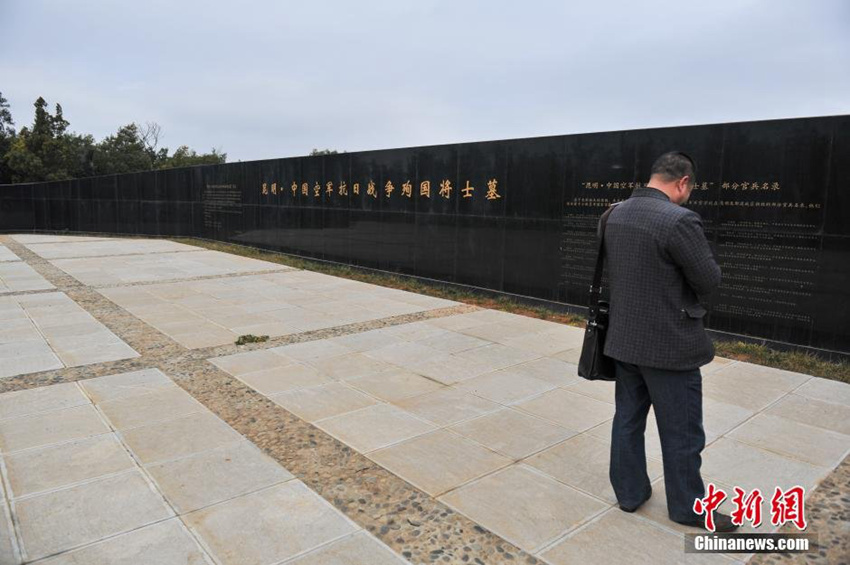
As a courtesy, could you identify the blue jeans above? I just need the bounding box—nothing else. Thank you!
[609,359,706,521]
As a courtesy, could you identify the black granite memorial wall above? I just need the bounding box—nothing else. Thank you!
[1,115,847,356]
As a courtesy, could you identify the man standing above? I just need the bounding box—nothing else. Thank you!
[601,152,737,531]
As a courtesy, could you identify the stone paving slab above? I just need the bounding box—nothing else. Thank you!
[4,433,135,498]
[50,249,291,286]
[440,464,609,554]
[100,271,459,349]
[525,433,664,505]
[0,402,109,454]
[540,508,734,565]
[0,261,55,293]
[449,407,575,460]
[9,234,112,244]
[184,481,359,565]
[0,245,20,262]
[16,238,200,259]
[766,393,850,435]
[146,440,295,514]
[15,469,174,561]
[0,292,138,379]
[0,341,58,381]
[286,531,409,565]
[0,381,89,420]
[0,369,406,565]
[33,519,212,565]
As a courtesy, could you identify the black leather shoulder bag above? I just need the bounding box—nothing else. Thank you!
[578,204,618,381]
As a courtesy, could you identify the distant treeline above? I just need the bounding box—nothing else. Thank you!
[0,92,226,184]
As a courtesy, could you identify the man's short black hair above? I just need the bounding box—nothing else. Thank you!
[650,151,697,184]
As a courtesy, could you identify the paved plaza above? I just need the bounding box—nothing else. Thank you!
[0,234,847,564]
[0,245,54,295]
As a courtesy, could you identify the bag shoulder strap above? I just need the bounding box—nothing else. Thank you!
[589,203,620,299]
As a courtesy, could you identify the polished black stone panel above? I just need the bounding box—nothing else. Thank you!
[571,130,634,202]
[377,210,416,274]
[0,197,34,231]
[504,136,567,219]
[1,115,847,355]
[323,208,352,265]
[242,161,263,235]
[414,145,458,216]
[377,149,417,216]
[300,156,325,209]
[812,235,850,353]
[31,183,47,203]
[169,167,195,203]
[349,150,386,214]
[348,209,384,270]
[116,201,139,234]
[278,157,302,210]
[165,202,194,236]
[321,154,352,264]
[33,198,48,230]
[255,159,283,245]
[413,212,456,281]
[825,115,850,236]
[276,206,301,254]
[503,217,562,300]
[322,154,350,210]
[139,201,166,235]
[457,140,507,218]
[41,179,69,201]
[456,215,505,289]
[92,175,117,200]
[95,200,118,233]
[200,163,245,241]
[138,170,159,202]
[76,178,98,232]
[116,172,140,201]
[295,206,325,261]
[47,198,71,231]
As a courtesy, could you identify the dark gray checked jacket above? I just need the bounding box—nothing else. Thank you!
[598,187,721,370]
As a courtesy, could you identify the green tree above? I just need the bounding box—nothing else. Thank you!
[158,145,226,169]
[0,92,16,184]
[93,123,153,175]
[309,148,339,156]
[4,97,79,182]
[92,123,225,173]
[1,96,227,181]
[63,132,96,178]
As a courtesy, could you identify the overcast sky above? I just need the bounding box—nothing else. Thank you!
[1,1,847,162]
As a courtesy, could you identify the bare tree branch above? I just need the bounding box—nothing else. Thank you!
[138,121,162,153]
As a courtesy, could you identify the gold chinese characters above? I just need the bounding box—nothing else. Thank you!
[580,181,782,192]
[259,178,502,202]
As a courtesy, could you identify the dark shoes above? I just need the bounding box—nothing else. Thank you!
[674,511,739,533]
[618,485,652,513]
[617,488,738,533]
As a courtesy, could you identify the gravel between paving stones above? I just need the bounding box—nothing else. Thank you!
[0,235,542,565]
[1,234,846,565]
[749,453,849,565]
